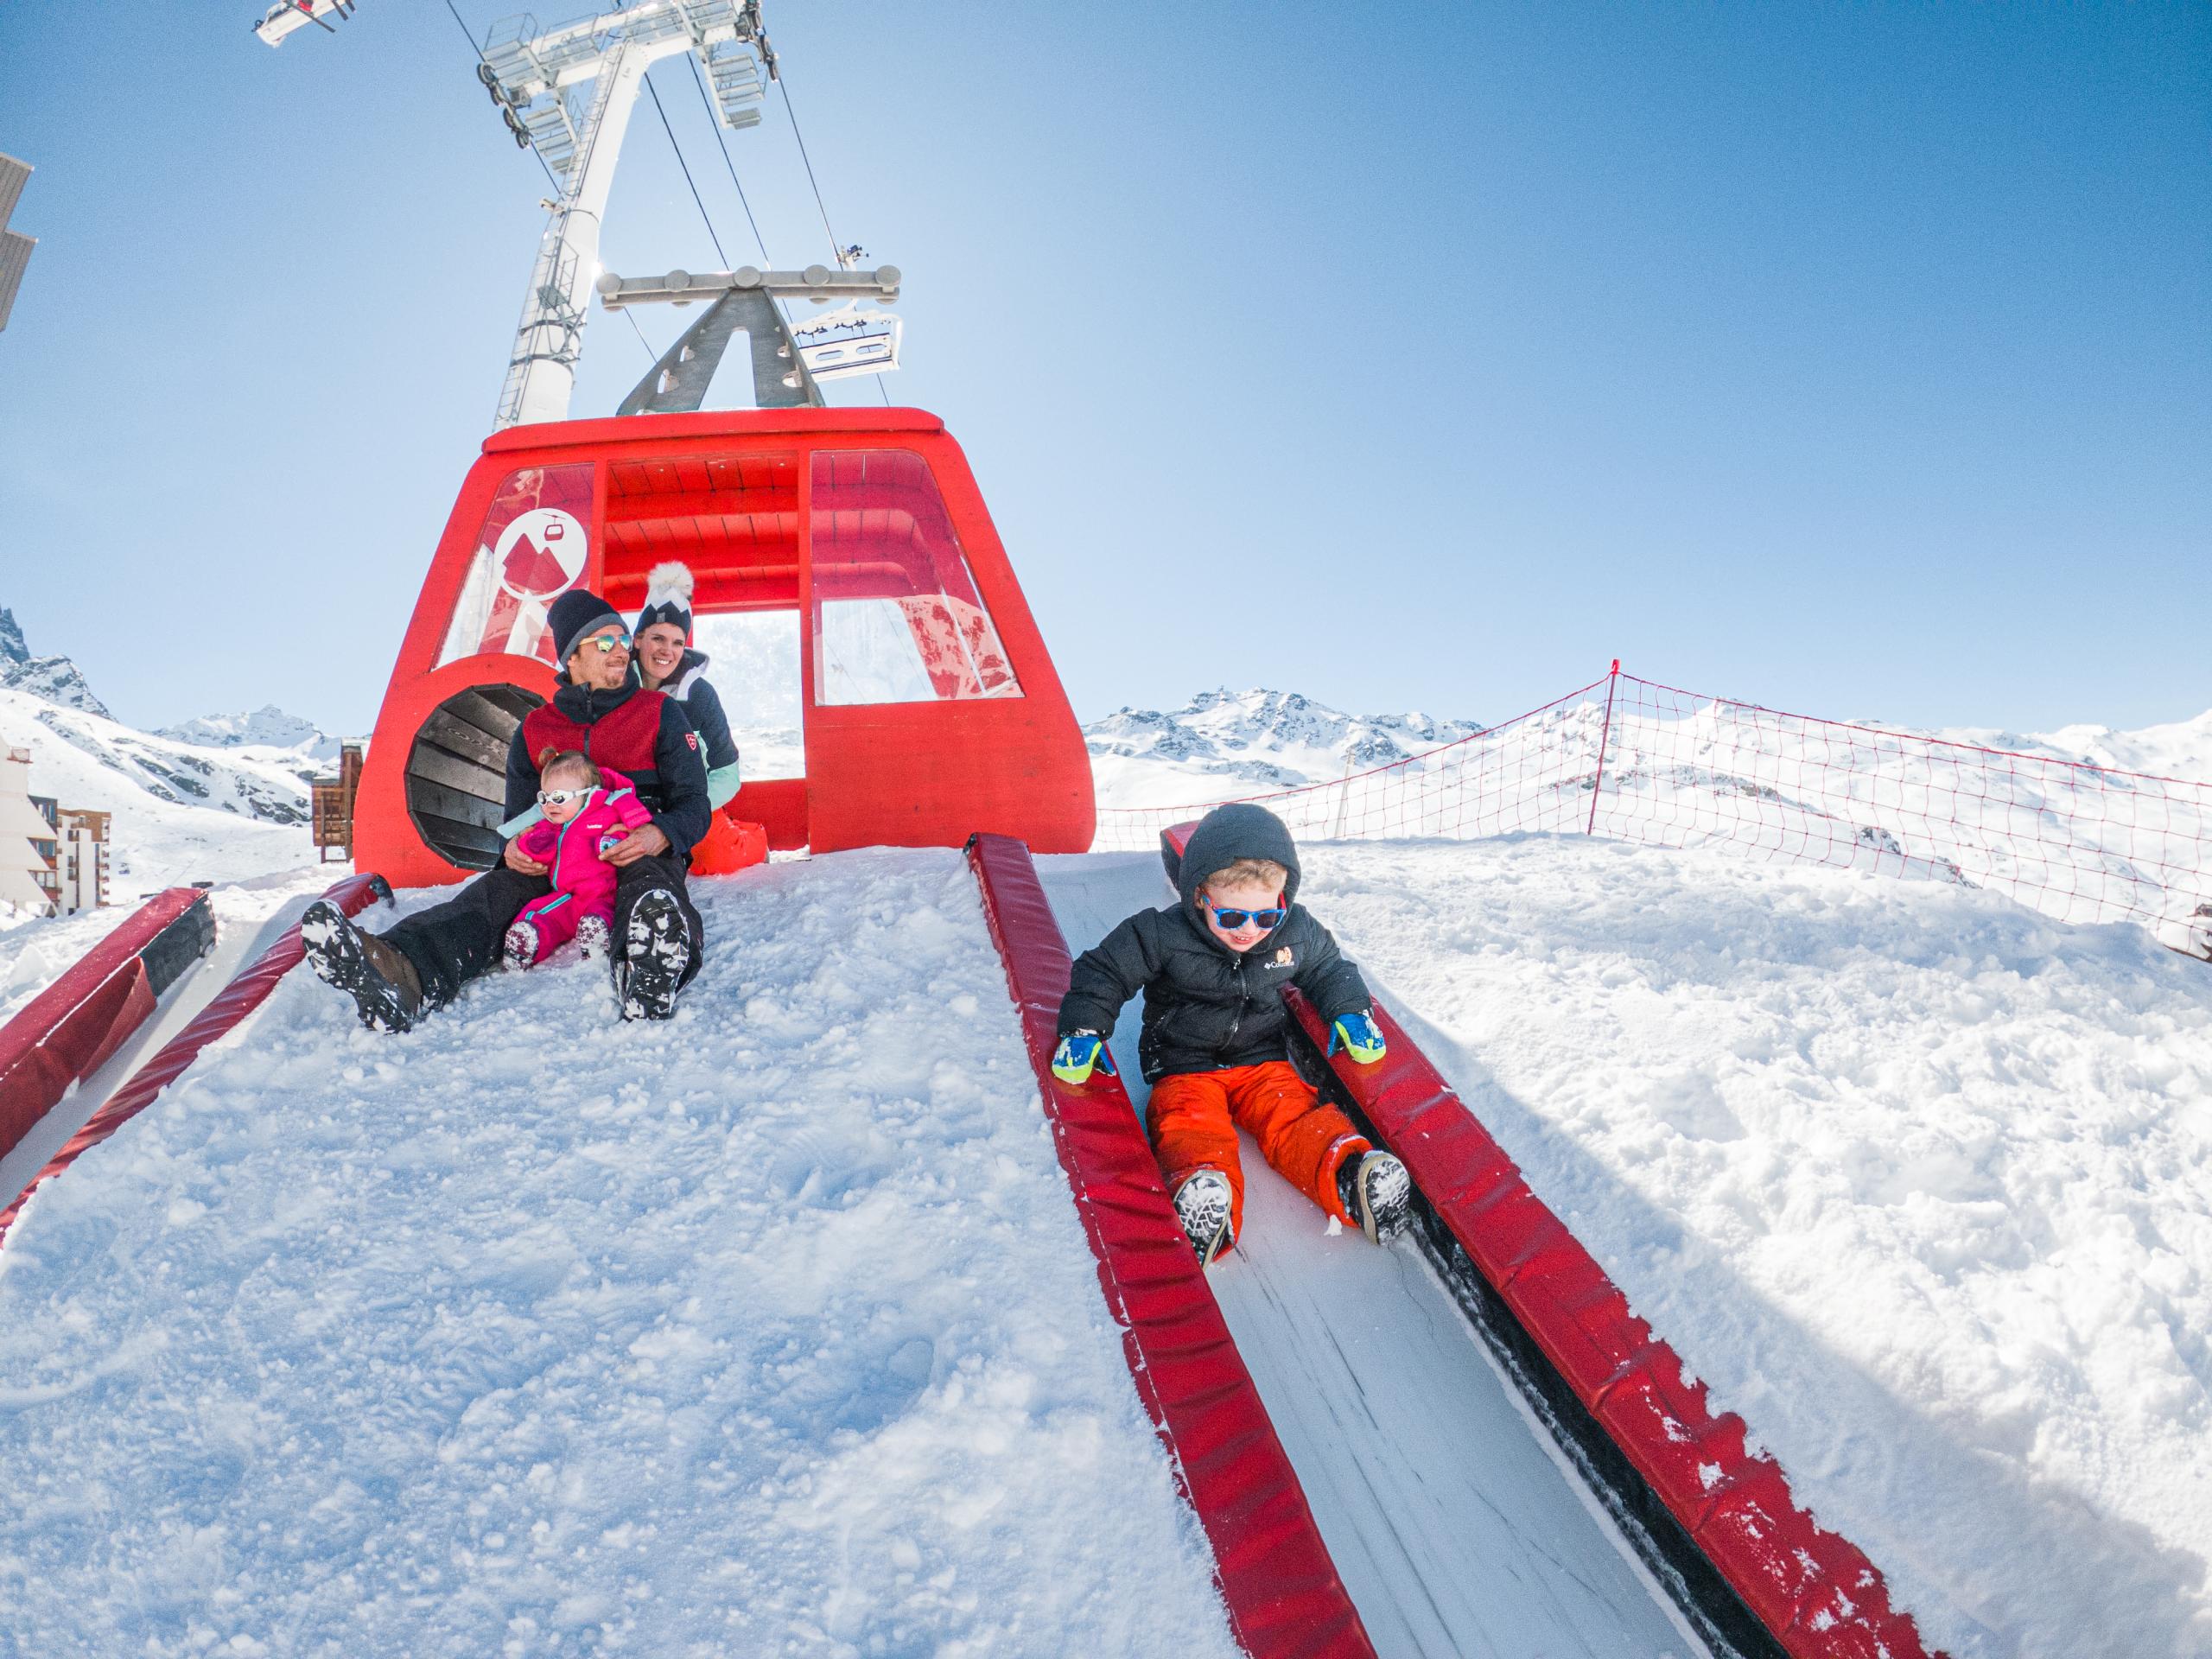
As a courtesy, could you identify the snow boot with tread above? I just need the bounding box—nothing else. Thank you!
[616,889,691,1020]
[1173,1168,1235,1266]
[302,899,423,1034]
[502,920,538,972]
[1337,1148,1411,1244]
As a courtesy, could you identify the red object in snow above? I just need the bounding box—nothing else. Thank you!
[966,833,1374,1659]
[0,887,214,1166]
[1288,986,1941,1656]
[0,873,389,1249]
[353,410,1095,888]
[1155,818,1941,1657]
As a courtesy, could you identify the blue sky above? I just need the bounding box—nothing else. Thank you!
[0,2,2205,738]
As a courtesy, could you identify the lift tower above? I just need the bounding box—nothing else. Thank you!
[471,2,777,427]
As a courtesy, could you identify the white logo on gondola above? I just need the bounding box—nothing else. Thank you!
[494,508,588,600]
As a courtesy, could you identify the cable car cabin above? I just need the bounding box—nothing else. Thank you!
[353,408,1094,889]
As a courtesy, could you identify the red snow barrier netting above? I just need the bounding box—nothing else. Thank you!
[0,872,390,1249]
[964,834,1375,1659]
[1096,666,2212,957]
[1283,985,1942,1659]
[0,887,214,1164]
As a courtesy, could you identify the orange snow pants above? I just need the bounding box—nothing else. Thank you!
[1146,1061,1370,1251]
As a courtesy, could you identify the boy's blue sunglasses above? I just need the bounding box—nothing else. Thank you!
[1205,904,1285,931]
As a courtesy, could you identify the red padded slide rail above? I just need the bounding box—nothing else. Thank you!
[0,887,213,1163]
[965,834,1374,1659]
[0,873,389,1249]
[1285,986,1942,1659]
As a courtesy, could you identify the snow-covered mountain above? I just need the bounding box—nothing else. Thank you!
[0,609,325,892]
[0,606,112,720]
[0,687,315,898]
[1935,710,2212,785]
[1084,688,1483,809]
[157,704,339,762]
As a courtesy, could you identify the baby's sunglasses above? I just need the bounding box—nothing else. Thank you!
[536,786,594,807]
[1203,900,1286,931]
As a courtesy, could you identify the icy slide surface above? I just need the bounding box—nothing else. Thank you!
[1037,853,1707,1659]
[1304,836,2212,1659]
[0,850,1242,1659]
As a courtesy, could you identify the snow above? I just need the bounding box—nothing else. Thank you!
[0,686,314,902]
[0,605,111,720]
[0,869,344,1210]
[1297,833,2212,1658]
[1085,687,1482,810]
[157,703,340,762]
[0,850,1240,1658]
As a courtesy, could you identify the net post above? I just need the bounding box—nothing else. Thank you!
[1586,659,1620,835]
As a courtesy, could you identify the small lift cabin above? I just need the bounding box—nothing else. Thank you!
[352,405,1095,887]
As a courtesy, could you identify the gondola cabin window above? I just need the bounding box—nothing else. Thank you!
[810,450,1022,704]
[435,463,597,667]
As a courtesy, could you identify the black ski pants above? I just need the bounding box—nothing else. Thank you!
[381,853,705,1008]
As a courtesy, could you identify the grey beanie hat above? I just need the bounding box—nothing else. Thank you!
[546,588,626,668]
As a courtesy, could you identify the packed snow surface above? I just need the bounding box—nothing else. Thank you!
[1299,835,2212,1659]
[0,850,1240,1658]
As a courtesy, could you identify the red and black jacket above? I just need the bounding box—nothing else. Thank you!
[503,681,712,857]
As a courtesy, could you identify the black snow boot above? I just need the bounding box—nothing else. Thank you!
[1172,1168,1235,1267]
[616,889,692,1020]
[1337,1148,1412,1245]
[302,899,424,1034]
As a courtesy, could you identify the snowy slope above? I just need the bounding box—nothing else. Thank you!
[1302,835,2212,1659]
[1937,709,2212,785]
[0,687,313,896]
[0,850,1241,1658]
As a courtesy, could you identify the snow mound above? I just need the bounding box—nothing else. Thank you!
[0,850,1239,1658]
[1307,835,2212,1659]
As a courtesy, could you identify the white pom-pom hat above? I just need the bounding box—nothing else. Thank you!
[634,561,696,641]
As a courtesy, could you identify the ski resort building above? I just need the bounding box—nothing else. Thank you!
[0,153,34,334]
[48,808,111,914]
[0,748,56,914]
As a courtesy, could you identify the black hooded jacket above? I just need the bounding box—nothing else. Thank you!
[1057,803,1373,1083]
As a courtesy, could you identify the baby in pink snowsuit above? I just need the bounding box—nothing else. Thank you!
[502,752,655,969]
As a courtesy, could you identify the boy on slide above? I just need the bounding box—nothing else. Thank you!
[1052,802,1410,1265]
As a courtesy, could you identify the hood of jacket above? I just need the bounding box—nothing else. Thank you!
[1159,803,1302,954]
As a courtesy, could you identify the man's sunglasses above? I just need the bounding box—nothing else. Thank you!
[582,631,632,654]
[1205,903,1285,931]
[537,787,593,807]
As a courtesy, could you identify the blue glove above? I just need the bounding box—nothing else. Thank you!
[1328,1010,1387,1065]
[1051,1030,1117,1084]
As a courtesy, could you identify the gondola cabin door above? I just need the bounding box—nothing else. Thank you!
[352,409,1094,888]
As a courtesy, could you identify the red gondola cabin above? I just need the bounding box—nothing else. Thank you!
[353,409,1094,888]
